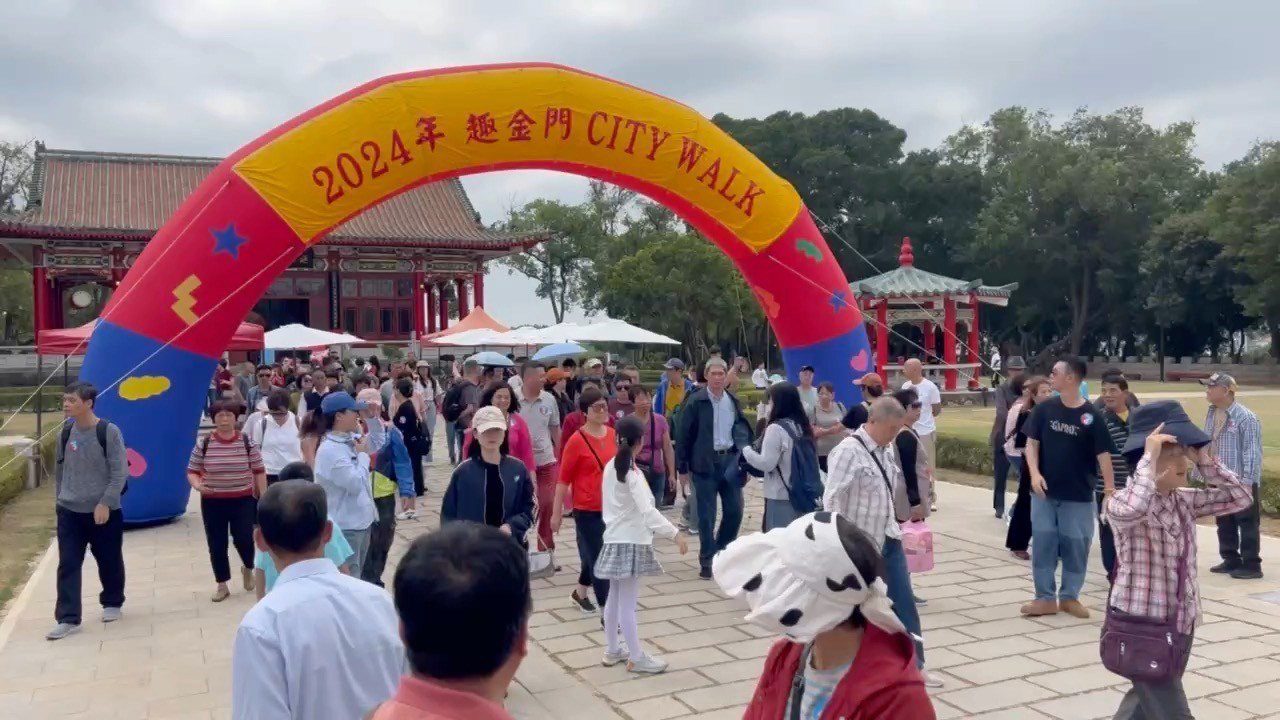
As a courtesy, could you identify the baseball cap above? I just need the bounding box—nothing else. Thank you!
[854,372,884,388]
[1199,372,1238,392]
[1005,356,1027,370]
[585,358,604,369]
[320,392,367,415]
[546,368,568,385]
[664,358,686,371]
[472,406,508,434]
[799,365,816,374]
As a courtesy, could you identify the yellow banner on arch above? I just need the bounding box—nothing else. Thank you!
[233,66,800,252]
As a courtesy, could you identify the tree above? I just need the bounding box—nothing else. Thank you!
[1142,210,1257,361]
[1206,142,1280,358]
[950,107,1202,355]
[0,140,36,342]
[494,199,603,323]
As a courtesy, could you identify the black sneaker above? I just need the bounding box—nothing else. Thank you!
[571,589,598,614]
[1230,567,1264,580]
[1210,561,1241,574]
[699,567,713,580]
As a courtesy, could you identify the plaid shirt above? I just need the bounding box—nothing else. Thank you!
[1105,452,1252,634]
[822,428,902,547]
[1203,403,1263,485]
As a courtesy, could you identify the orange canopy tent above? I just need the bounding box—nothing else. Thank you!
[38,320,266,355]
[424,307,509,346]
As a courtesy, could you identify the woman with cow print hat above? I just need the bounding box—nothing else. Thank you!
[714,512,936,720]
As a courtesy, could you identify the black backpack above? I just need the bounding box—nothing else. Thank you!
[441,380,473,423]
[58,419,128,495]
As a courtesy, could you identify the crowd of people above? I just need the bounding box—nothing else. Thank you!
[42,343,1268,719]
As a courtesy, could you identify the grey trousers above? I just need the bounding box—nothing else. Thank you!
[343,528,371,580]
[1112,678,1193,720]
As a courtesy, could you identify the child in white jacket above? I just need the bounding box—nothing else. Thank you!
[595,415,689,675]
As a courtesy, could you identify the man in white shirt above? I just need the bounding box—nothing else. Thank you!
[233,481,404,719]
[822,397,939,687]
[900,358,942,509]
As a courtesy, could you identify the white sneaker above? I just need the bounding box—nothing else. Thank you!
[921,669,945,689]
[627,655,669,675]
[397,510,417,521]
[46,623,80,641]
[602,649,628,667]
[102,607,122,623]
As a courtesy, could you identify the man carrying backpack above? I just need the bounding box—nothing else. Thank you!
[441,359,482,466]
[48,382,129,641]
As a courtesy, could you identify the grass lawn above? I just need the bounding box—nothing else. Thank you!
[0,482,53,616]
[939,385,1280,479]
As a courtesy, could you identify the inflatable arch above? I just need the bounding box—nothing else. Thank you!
[81,63,871,522]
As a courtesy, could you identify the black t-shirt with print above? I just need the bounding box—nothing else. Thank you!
[1023,396,1115,502]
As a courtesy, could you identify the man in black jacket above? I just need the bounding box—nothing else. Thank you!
[677,358,754,579]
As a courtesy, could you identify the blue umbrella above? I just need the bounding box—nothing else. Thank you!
[532,342,586,362]
[468,351,514,367]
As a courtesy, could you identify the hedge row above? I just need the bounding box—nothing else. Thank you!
[934,434,1280,514]
[0,435,55,508]
[0,388,63,413]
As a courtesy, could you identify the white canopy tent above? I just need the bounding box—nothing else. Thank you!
[263,323,366,349]
[423,319,679,349]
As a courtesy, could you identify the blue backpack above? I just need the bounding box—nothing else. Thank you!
[779,422,823,513]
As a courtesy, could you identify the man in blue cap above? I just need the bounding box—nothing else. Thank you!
[314,391,383,579]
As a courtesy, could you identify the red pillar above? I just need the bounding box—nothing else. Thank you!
[32,251,47,337]
[412,270,426,338]
[427,283,438,334]
[876,300,889,374]
[923,320,935,357]
[969,294,981,372]
[472,271,485,310]
[943,296,958,391]
[455,277,470,319]
[437,282,450,331]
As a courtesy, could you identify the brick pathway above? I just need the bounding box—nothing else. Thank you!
[4,439,1280,719]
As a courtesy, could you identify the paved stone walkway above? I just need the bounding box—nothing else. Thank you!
[4,438,1280,719]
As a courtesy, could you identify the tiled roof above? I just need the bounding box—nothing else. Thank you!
[850,237,1017,299]
[1,145,526,250]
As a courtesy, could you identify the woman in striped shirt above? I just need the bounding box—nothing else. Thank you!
[187,399,267,602]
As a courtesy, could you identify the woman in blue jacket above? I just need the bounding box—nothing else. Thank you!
[441,406,535,547]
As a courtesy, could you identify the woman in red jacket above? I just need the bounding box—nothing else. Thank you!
[714,511,936,720]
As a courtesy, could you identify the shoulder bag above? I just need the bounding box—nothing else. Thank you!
[1099,527,1193,682]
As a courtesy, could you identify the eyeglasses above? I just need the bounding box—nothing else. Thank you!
[589,403,608,412]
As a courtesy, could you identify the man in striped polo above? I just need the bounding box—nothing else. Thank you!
[1098,369,1135,584]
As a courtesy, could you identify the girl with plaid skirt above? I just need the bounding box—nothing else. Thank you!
[595,415,690,674]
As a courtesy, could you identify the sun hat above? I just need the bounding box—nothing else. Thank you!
[355,388,382,410]
[712,511,908,643]
[472,406,508,434]
[1121,400,1211,461]
[584,358,604,370]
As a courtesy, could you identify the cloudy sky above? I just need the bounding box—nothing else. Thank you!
[3,0,1276,325]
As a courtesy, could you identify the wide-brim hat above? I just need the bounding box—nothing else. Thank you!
[1121,400,1211,460]
[1006,356,1027,370]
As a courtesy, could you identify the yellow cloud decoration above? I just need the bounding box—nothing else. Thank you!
[119,375,171,401]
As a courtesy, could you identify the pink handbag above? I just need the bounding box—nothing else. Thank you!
[900,520,934,573]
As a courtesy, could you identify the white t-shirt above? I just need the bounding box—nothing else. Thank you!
[752,368,769,389]
[902,378,941,436]
[246,411,303,475]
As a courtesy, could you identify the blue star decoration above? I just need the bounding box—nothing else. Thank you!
[829,289,851,313]
[211,224,248,259]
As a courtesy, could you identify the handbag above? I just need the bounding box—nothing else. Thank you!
[1099,528,1193,682]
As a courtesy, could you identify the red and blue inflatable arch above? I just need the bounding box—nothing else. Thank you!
[81,63,870,522]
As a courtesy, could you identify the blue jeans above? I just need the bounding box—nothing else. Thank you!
[882,538,924,668]
[763,498,799,532]
[693,453,743,571]
[1030,496,1095,601]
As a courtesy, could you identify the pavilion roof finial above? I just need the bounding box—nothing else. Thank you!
[898,237,915,268]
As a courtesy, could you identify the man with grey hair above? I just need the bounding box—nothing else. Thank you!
[677,356,754,580]
[823,396,941,687]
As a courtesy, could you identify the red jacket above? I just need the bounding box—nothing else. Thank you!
[743,626,936,720]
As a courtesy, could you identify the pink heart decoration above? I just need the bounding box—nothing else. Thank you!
[126,447,147,478]
[850,350,870,372]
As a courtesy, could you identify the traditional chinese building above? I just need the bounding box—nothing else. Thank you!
[852,237,1017,390]
[0,144,538,343]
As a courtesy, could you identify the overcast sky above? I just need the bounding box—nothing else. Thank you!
[3,0,1276,325]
